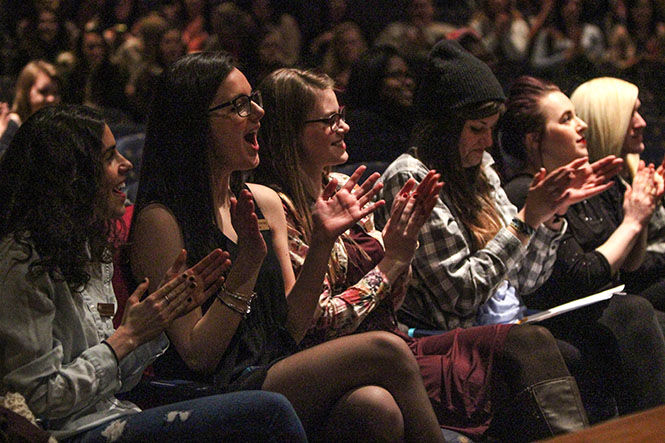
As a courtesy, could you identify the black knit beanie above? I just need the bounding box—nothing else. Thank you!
[415,39,506,119]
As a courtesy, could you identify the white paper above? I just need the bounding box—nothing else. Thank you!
[520,285,625,324]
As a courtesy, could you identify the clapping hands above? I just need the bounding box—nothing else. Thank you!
[311,165,386,243]
[524,155,623,228]
[231,189,268,262]
[624,160,664,227]
[112,248,231,358]
[382,170,443,264]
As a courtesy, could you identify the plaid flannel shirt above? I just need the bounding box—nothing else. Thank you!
[376,152,566,330]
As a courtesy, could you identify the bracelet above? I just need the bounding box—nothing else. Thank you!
[509,217,535,237]
[216,292,251,318]
[220,283,256,305]
[101,340,119,366]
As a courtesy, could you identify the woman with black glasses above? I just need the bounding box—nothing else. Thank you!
[253,66,596,441]
[130,51,447,442]
[0,104,308,442]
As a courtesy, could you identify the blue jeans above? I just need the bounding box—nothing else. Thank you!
[65,391,307,442]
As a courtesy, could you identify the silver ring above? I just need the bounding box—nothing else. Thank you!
[164,293,171,304]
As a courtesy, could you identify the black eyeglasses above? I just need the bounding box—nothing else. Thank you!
[304,107,346,131]
[208,90,263,117]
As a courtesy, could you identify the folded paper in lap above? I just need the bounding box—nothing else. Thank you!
[519,285,625,324]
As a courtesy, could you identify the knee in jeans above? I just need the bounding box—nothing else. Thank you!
[611,294,655,325]
[249,392,296,416]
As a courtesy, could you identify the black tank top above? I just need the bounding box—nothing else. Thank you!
[153,189,299,388]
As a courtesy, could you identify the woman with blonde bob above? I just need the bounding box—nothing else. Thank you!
[570,77,665,299]
[571,77,643,179]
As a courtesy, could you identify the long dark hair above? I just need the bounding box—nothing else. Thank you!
[133,51,236,265]
[414,100,504,251]
[0,105,112,290]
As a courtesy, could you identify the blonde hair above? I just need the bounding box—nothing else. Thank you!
[11,60,59,123]
[571,77,640,178]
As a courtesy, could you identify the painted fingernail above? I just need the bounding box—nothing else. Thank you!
[181,273,187,279]
[190,282,196,288]
[188,276,195,282]
[187,297,193,303]
[401,192,409,198]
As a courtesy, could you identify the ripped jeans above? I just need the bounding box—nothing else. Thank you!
[63,391,307,442]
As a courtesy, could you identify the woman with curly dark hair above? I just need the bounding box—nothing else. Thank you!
[0,104,309,442]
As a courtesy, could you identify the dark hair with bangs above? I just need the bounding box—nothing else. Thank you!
[133,51,236,265]
[0,105,112,290]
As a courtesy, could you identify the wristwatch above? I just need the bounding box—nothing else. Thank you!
[509,217,535,236]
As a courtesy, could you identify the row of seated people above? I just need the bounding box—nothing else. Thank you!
[2,41,665,442]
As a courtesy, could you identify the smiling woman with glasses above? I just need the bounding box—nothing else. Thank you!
[208,90,263,117]
[303,107,346,132]
[130,51,447,442]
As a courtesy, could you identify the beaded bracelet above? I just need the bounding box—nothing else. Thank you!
[216,292,251,318]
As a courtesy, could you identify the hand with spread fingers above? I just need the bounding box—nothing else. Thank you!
[231,189,268,263]
[108,248,231,360]
[312,165,386,243]
[552,155,624,215]
[523,156,622,228]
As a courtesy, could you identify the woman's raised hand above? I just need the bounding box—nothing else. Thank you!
[159,248,232,308]
[382,170,443,264]
[524,156,621,227]
[624,161,662,228]
[311,165,386,243]
[231,189,268,262]
[553,155,624,213]
[110,248,231,359]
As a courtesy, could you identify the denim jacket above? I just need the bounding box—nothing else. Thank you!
[0,235,168,439]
